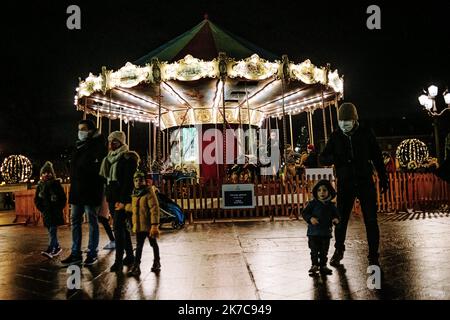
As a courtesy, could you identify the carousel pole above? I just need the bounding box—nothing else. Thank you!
[96,109,100,129]
[151,57,163,162]
[245,82,253,156]
[329,95,335,132]
[83,98,87,120]
[158,84,162,160]
[162,130,166,162]
[108,92,112,135]
[153,122,157,160]
[119,108,123,132]
[289,113,294,147]
[127,121,130,147]
[148,121,152,162]
[281,55,289,160]
[322,88,328,143]
[219,52,227,181]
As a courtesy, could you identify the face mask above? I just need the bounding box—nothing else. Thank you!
[78,131,89,141]
[338,120,355,133]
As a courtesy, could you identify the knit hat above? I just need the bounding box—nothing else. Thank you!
[338,102,359,121]
[133,170,146,179]
[108,131,126,145]
[78,119,96,131]
[312,179,336,200]
[40,161,56,176]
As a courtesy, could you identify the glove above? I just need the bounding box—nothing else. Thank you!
[150,224,160,239]
[379,175,389,194]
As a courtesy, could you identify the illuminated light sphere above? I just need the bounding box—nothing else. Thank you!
[396,139,429,168]
[0,155,33,184]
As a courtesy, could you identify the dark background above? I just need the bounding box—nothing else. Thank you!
[1,0,449,174]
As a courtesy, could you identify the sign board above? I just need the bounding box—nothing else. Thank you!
[222,184,255,209]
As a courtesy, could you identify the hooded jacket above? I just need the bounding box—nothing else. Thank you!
[319,124,386,185]
[302,180,339,237]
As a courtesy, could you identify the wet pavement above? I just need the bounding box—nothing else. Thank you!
[1,210,450,300]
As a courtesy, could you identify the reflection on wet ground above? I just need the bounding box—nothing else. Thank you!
[1,211,450,299]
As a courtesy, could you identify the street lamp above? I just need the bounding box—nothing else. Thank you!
[418,85,450,162]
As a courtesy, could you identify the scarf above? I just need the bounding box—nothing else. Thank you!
[133,187,149,197]
[99,144,129,184]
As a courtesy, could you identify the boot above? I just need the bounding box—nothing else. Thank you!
[151,260,161,272]
[320,265,333,275]
[127,264,141,276]
[329,248,344,266]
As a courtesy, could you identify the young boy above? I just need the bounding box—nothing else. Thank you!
[302,180,340,276]
[126,171,161,276]
[34,161,67,258]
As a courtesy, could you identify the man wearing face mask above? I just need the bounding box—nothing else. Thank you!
[320,103,388,267]
[62,119,107,266]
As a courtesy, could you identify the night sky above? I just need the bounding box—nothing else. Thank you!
[1,0,449,164]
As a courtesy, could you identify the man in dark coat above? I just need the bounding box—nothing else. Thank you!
[61,119,107,266]
[320,103,388,267]
[100,131,139,272]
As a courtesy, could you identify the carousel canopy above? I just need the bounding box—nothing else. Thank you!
[75,19,344,130]
[134,19,279,64]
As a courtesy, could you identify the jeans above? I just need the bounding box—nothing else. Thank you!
[113,207,134,264]
[71,204,99,258]
[335,181,380,258]
[135,232,160,265]
[47,225,59,250]
[308,236,330,266]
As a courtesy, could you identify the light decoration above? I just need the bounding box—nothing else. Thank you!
[328,69,344,94]
[290,60,321,84]
[110,62,151,88]
[396,139,429,168]
[74,55,344,127]
[1,155,33,184]
[228,54,278,80]
[161,55,218,81]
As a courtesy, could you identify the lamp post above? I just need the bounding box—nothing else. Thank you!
[418,85,450,162]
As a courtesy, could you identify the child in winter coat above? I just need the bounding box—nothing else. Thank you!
[34,161,67,258]
[302,179,340,276]
[126,171,160,276]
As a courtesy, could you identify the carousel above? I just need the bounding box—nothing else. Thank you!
[74,18,344,183]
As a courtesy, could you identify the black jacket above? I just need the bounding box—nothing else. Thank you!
[319,124,386,184]
[302,199,339,237]
[69,133,107,206]
[34,179,66,227]
[105,151,139,204]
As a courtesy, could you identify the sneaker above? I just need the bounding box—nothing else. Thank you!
[151,260,161,272]
[308,265,319,275]
[110,262,123,273]
[123,255,135,267]
[320,265,333,275]
[103,241,116,250]
[127,264,141,277]
[51,247,62,257]
[41,247,53,259]
[61,254,82,266]
[84,256,98,266]
[330,249,344,266]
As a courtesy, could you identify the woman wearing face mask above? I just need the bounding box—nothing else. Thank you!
[320,103,388,268]
[100,131,140,273]
[61,119,107,266]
